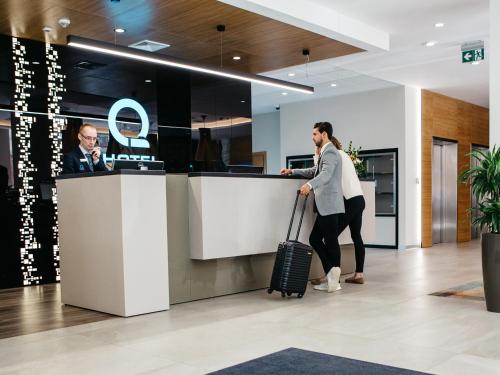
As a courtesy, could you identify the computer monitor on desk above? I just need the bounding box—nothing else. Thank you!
[112,160,165,171]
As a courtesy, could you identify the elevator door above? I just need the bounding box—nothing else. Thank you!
[432,139,457,244]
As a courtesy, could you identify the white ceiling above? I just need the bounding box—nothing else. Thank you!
[248,0,489,114]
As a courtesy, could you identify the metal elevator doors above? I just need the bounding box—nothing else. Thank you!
[432,139,458,244]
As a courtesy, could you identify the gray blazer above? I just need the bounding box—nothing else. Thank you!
[293,143,345,216]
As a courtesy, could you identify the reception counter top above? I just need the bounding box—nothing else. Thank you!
[56,170,165,179]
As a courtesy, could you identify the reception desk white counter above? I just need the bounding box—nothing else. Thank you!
[188,173,375,260]
[56,171,375,308]
[56,170,170,317]
[168,173,375,303]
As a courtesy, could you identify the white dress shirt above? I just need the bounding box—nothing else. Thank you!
[79,145,98,165]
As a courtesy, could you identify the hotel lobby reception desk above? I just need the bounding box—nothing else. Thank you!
[56,170,170,317]
[168,173,375,303]
[56,171,375,308]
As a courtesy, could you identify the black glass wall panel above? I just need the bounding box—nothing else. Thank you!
[0,33,252,288]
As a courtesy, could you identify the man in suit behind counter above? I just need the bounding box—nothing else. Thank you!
[280,121,345,293]
[62,124,107,174]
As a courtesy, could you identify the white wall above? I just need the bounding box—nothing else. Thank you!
[404,87,422,248]
[280,86,406,159]
[491,0,500,148]
[279,86,420,249]
[252,111,281,174]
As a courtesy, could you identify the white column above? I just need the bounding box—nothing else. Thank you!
[491,0,500,148]
[404,86,422,248]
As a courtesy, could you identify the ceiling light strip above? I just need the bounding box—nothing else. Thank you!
[67,36,314,94]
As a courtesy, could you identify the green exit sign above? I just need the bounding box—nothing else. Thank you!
[462,48,484,63]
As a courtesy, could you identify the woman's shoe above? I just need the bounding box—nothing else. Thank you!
[310,277,326,285]
[345,275,365,284]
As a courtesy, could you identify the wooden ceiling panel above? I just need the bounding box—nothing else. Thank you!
[0,0,363,73]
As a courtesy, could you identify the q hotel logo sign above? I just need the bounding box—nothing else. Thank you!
[105,98,155,162]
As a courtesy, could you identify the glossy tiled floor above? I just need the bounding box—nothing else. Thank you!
[1,240,499,375]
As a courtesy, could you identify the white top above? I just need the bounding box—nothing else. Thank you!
[314,149,363,200]
[338,149,363,199]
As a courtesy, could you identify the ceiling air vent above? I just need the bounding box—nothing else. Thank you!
[128,40,170,52]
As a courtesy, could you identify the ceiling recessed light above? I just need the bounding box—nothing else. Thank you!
[425,40,437,47]
[330,83,337,87]
[288,73,296,77]
[114,27,126,33]
[471,61,481,65]
[240,100,246,103]
[58,18,71,28]
[233,56,241,61]
[144,79,152,83]
[42,26,53,33]
[281,92,288,96]
[435,22,445,28]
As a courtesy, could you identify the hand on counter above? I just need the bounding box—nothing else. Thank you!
[299,183,311,196]
[280,168,293,176]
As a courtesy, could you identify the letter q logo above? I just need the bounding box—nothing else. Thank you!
[108,98,150,148]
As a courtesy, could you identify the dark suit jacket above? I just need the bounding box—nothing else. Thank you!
[62,147,107,174]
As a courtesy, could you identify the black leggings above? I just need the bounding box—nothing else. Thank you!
[338,195,366,273]
[309,213,341,274]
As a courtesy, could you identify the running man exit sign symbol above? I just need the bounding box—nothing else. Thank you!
[462,48,484,63]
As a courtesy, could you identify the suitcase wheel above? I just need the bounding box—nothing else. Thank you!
[286,292,292,296]
[267,288,273,294]
[297,294,304,299]
[281,291,286,298]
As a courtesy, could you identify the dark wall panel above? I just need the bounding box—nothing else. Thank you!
[0,32,252,289]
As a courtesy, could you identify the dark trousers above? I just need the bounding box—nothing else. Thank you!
[338,195,366,273]
[309,212,341,274]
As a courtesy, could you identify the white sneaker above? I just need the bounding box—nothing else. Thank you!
[327,267,342,293]
[313,282,329,291]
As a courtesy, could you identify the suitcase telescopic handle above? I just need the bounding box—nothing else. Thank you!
[285,190,309,242]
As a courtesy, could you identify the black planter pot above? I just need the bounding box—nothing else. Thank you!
[482,233,500,313]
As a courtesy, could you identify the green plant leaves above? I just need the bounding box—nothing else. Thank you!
[460,145,500,233]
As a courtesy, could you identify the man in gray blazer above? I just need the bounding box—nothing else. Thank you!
[281,122,344,292]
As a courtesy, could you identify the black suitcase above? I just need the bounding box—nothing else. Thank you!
[268,190,313,298]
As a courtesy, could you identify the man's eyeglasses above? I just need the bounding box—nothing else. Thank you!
[80,134,97,142]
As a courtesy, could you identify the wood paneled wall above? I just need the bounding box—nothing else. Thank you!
[421,90,489,247]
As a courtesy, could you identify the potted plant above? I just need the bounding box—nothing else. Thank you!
[460,146,500,312]
[345,141,366,177]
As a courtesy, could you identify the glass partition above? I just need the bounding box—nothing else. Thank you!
[360,150,397,215]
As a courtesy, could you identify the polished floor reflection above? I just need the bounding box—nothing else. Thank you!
[0,284,113,340]
[1,240,499,374]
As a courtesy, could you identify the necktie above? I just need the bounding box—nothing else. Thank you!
[86,154,94,172]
